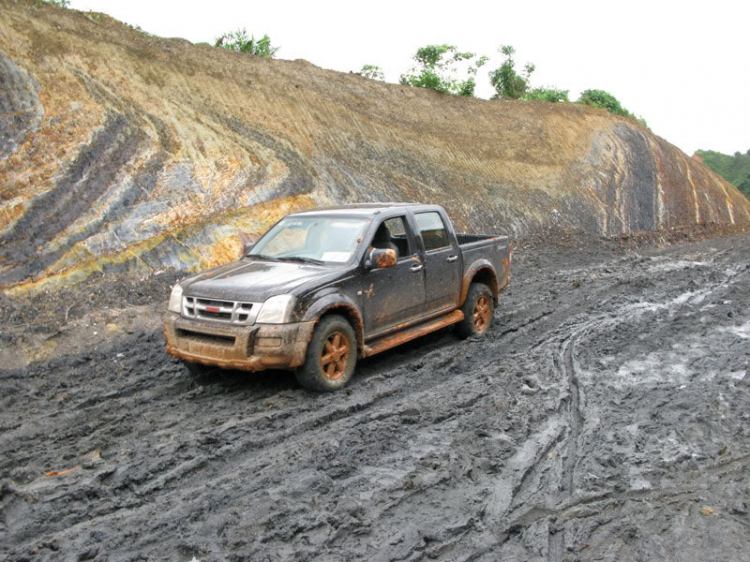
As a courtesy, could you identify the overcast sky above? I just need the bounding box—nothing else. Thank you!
[69,0,749,156]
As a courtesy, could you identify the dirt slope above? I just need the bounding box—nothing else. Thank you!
[1,232,749,561]
[1,0,749,295]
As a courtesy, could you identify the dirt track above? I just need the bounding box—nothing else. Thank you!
[2,232,749,561]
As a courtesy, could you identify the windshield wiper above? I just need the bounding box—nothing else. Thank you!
[280,256,326,265]
[248,254,283,262]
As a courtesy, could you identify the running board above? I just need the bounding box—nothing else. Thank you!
[362,310,464,358]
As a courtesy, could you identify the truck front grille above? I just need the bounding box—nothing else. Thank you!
[182,296,259,325]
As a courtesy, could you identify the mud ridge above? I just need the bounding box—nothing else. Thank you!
[1,232,750,560]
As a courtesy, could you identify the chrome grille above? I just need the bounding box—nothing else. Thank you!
[182,296,260,325]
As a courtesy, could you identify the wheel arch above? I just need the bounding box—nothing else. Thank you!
[302,296,364,355]
[459,260,500,307]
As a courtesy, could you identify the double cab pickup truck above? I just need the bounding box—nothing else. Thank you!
[164,203,511,391]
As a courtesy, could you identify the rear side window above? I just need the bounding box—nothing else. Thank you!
[415,212,450,251]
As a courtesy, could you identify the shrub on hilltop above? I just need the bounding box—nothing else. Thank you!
[577,89,648,128]
[399,45,488,97]
[214,29,279,58]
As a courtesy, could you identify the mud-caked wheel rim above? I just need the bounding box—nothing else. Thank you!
[473,295,491,333]
[320,332,350,380]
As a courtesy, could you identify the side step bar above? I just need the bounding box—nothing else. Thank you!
[362,310,464,358]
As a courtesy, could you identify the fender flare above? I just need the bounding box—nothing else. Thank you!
[301,293,365,354]
[459,259,500,307]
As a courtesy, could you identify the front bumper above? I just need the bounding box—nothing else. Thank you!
[164,312,315,371]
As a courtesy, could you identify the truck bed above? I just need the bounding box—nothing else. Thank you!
[456,232,511,291]
[456,232,495,244]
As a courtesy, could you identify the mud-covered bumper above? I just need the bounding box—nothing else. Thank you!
[164,312,315,371]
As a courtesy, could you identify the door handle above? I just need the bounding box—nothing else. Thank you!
[447,255,458,263]
[410,264,424,272]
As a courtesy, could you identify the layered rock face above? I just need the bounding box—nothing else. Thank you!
[1,1,748,294]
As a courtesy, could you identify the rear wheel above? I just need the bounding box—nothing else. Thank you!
[456,283,493,339]
[296,315,357,392]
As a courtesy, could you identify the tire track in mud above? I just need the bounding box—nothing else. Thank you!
[3,333,496,559]
[547,334,582,562]
[487,242,750,561]
[2,235,750,561]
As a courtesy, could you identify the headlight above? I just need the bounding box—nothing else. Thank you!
[168,284,183,313]
[256,294,295,324]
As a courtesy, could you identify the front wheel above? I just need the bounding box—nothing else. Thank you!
[296,315,357,392]
[456,283,494,339]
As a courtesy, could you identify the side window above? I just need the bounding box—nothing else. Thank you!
[415,212,450,251]
[372,216,412,259]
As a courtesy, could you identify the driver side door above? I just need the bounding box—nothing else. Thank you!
[362,216,426,338]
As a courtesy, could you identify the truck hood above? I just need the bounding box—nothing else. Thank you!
[182,259,331,302]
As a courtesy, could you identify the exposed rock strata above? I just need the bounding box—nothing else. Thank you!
[1,0,748,293]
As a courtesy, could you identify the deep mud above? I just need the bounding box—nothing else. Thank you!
[2,232,750,561]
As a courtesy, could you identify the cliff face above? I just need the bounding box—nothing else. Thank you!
[1,1,749,294]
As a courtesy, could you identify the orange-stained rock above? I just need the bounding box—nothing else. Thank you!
[1,0,748,294]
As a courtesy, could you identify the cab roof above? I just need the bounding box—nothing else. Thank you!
[289,202,428,219]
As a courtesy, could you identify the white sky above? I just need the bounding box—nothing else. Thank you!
[69,0,750,156]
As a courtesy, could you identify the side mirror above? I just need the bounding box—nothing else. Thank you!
[367,248,397,269]
[243,242,254,256]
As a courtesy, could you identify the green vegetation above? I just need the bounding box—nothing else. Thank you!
[214,29,279,58]
[41,0,70,6]
[524,87,569,103]
[489,45,535,100]
[369,44,647,127]
[577,89,625,114]
[487,47,570,105]
[695,149,750,200]
[576,89,648,128]
[359,65,385,81]
[399,45,487,97]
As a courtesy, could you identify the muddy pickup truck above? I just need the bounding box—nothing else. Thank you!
[164,203,511,391]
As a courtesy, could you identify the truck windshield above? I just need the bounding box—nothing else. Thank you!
[248,217,370,264]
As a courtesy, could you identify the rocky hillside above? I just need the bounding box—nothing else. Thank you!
[1,0,749,294]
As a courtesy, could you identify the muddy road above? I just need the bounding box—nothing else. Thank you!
[2,232,749,561]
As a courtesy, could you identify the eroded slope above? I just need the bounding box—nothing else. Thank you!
[1,0,749,294]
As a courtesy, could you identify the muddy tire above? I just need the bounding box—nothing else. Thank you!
[296,315,357,392]
[456,282,493,339]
